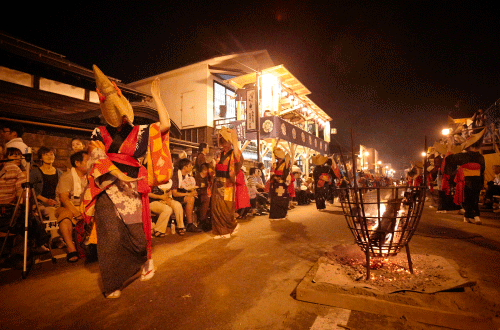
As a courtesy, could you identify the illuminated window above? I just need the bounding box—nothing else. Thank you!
[214,81,235,119]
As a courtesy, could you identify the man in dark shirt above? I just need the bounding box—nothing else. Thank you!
[257,162,266,185]
[195,162,211,231]
[194,143,209,174]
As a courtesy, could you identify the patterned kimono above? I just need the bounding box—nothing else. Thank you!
[211,149,242,235]
[81,122,172,294]
[269,158,290,219]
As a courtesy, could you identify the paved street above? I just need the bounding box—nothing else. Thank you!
[1,201,500,330]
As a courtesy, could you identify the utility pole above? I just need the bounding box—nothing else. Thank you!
[256,71,261,162]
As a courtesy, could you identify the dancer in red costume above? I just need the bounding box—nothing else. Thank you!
[82,66,173,298]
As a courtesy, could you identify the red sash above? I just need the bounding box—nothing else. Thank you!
[454,163,481,205]
[216,164,228,171]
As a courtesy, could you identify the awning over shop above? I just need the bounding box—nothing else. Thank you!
[223,64,331,123]
[230,116,329,154]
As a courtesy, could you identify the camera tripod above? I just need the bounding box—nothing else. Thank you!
[0,149,47,279]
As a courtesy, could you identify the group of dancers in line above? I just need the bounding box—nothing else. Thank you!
[80,66,339,298]
[266,151,341,221]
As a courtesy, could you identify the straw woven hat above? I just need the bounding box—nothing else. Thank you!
[93,65,134,127]
[432,142,448,155]
[311,154,328,166]
[219,126,234,143]
[414,160,424,169]
[462,128,485,150]
[273,147,286,159]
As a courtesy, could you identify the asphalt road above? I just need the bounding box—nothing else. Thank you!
[1,201,499,330]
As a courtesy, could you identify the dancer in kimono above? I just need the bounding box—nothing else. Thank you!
[269,147,291,220]
[210,127,242,239]
[444,131,485,224]
[82,66,173,298]
[312,155,331,210]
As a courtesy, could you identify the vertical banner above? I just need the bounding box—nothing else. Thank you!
[246,89,258,131]
[234,121,246,141]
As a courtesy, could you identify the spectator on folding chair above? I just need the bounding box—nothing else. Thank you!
[171,158,202,233]
[1,145,49,257]
[55,151,89,262]
[1,122,28,159]
[30,147,65,248]
[0,145,26,228]
[149,180,185,237]
[247,167,268,215]
[5,148,25,173]
[253,167,269,212]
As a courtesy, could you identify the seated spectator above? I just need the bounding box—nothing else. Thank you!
[305,176,315,201]
[71,138,85,153]
[253,167,269,213]
[195,163,211,231]
[247,167,269,215]
[1,122,28,154]
[30,147,65,248]
[55,151,89,262]
[1,145,49,257]
[484,165,500,209]
[171,158,202,233]
[293,171,309,205]
[149,180,185,236]
[1,122,29,169]
[0,146,26,206]
[5,147,25,172]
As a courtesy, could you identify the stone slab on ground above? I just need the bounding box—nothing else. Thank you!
[296,244,498,330]
[316,244,476,294]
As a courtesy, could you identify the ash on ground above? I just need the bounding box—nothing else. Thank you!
[318,244,473,294]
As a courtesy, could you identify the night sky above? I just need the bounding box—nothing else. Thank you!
[1,2,499,170]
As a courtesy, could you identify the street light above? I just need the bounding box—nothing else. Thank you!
[442,128,450,135]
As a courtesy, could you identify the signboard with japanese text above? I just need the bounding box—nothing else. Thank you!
[246,89,258,131]
[229,116,328,154]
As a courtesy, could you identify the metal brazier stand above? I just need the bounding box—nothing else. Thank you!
[339,185,426,280]
[336,131,427,280]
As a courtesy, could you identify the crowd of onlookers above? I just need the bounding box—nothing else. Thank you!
[13,111,496,268]
[0,122,342,267]
[0,122,91,264]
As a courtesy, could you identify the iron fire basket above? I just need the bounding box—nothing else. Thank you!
[339,185,426,279]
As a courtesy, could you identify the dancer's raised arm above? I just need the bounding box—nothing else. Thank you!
[151,78,170,133]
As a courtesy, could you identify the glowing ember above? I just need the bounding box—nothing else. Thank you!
[340,186,426,278]
[322,245,468,293]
